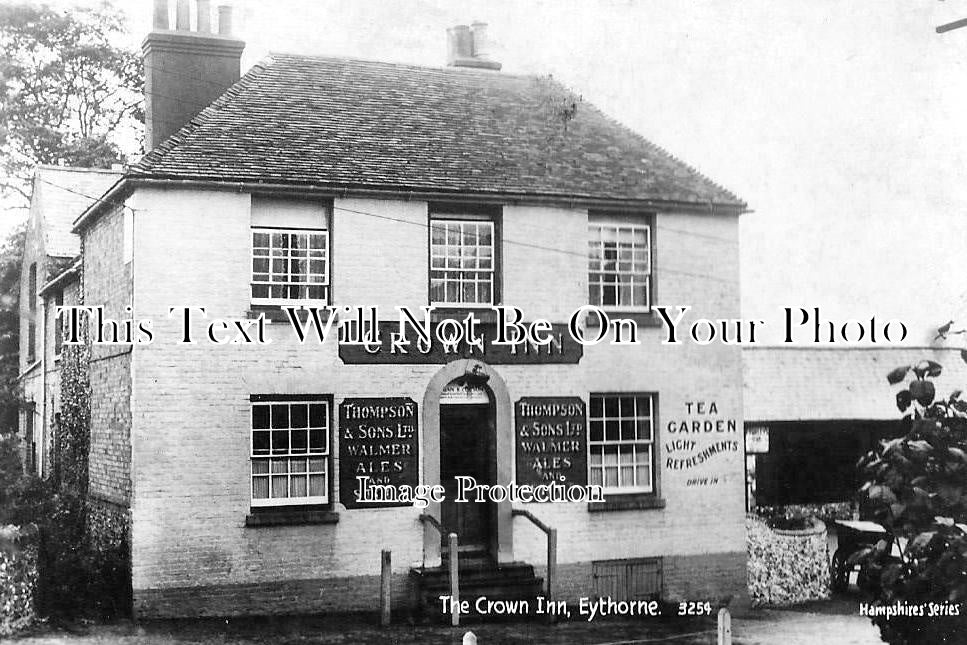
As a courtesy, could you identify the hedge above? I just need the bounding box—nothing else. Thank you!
[0,524,38,636]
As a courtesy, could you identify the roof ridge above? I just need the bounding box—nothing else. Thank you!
[36,165,122,175]
[266,51,540,80]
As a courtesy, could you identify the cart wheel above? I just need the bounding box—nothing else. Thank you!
[831,548,848,592]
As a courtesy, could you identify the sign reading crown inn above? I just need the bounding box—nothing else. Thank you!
[339,398,420,508]
[339,322,582,364]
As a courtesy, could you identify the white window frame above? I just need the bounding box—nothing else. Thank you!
[429,218,496,307]
[251,227,329,306]
[588,393,656,494]
[250,399,330,507]
[588,217,652,312]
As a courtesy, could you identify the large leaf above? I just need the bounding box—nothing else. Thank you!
[896,389,912,412]
[913,360,943,378]
[909,380,936,406]
[887,365,912,384]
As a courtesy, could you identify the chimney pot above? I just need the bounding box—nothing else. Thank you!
[197,0,212,33]
[470,22,492,60]
[447,25,472,64]
[218,5,233,36]
[152,0,168,29]
[447,23,501,70]
[175,0,190,30]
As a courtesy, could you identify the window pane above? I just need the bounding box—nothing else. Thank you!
[252,430,270,455]
[290,404,308,428]
[252,405,269,429]
[252,459,269,475]
[309,404,327,428]
[290,475,307,497]
[620,419,636,441]
[291,429,308,453]
[309,429,325,452]
[590,420,603,442]
[604,397,619,418]
[271,476,288,498]
[272,430,289,454]
[253,476,269,499]
[271,404,289,429]
[309,474,326,497]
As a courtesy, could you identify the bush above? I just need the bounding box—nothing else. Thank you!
[0,524,38,636]
[856,360,967,644]
[0,449,130,620]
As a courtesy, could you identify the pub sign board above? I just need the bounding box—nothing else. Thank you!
[338,322,582,365]
[515,397,588,489]
[339,398,419,508]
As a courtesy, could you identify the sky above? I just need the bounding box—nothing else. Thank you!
[6,0,967,345]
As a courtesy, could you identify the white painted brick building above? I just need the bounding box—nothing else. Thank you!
[57,2,750,618]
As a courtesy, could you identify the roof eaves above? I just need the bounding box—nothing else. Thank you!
[39,257,81,296]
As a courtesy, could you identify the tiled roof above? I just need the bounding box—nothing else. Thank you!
[743,347,967,422]
[33,166,121,259]
[131,54,744,208]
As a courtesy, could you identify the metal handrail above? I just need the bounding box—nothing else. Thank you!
[418,512,446,536]
[513,509,558,623]
[418,513,460,626]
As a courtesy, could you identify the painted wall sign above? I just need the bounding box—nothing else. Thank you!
[338,397,419,508]
[338,322,582,365]
[745,425,770,454]
[515,397,588,490]
[664,400,740,479]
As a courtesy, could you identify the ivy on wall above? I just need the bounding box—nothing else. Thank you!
[55,334,90,495]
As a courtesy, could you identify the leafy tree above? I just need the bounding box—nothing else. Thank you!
[0,1,142,205]
[0,224,24,435]
[856,359,967,644]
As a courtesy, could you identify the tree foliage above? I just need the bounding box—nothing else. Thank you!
[0,1,142,204]
[856,359,967,644]
[0,225,24,435]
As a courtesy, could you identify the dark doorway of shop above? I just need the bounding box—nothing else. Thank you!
[440,400,496,556]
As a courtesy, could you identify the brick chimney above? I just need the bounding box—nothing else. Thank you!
[447,22,501,70]
[142,0,245,151]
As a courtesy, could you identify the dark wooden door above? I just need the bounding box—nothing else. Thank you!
[440,403,494,551]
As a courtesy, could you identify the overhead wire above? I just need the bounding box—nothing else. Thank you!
[31,177,737,286]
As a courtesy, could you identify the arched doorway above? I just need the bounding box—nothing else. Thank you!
[422,359,513,565]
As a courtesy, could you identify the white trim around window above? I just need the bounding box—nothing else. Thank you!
[429,218,496,306]
[250,398,330,507]
[251,227,329,306]
[588,393,656,494]
[588,216,652,311]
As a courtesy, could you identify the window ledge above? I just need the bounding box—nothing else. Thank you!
[585,310,662,328]
[588,494,666,513]
[245,508,340,527]
[246,305,333,324]
[430,307,499,324]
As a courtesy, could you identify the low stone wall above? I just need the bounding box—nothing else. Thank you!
[0,524,38,637]
[754,502,856,525]
[746,515,830,607]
